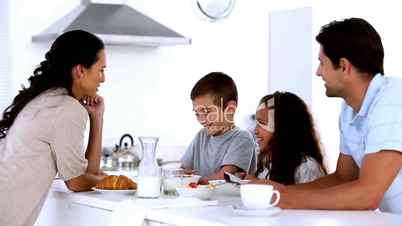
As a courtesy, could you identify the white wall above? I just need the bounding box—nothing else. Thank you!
[0,0,11,112]
[268,7,312,107]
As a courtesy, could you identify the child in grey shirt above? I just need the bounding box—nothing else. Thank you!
[181,72,257,184]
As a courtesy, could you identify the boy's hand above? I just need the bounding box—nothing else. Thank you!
[234,172,246,179]
[183,169,197,175]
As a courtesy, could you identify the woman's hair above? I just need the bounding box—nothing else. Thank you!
[0,30,104,139]
[256,91,327,185]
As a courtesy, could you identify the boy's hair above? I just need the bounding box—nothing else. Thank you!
[316,17,384,76]
[190,72,238,109]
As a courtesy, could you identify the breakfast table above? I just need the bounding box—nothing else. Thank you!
[34,179,402,226]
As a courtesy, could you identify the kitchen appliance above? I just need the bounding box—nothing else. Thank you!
[32,0,191,46]
[101,133,141,171]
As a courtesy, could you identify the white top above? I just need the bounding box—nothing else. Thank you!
[0,88,88,226]
[257,157,325,183]
[339,74,402,213]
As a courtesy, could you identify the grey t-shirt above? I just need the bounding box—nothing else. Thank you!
[181,127,257,177]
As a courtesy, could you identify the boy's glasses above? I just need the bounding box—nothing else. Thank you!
[194,109,211,117]
[193,106,218,117]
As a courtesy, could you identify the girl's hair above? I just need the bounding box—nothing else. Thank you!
[0,30,104,139]
[256,91,327,185]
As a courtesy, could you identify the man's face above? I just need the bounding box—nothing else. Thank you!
[192,94,230,136]
[316,46,344,97]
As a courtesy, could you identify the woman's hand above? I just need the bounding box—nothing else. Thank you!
[81,95,105,119]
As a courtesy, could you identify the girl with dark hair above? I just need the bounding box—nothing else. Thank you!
[247,91,327,185]
[0,30,107,226]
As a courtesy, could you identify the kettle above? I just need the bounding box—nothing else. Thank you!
[112,133,141,170]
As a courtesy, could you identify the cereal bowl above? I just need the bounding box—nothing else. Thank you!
[176,184,215,200]
[163,175,202,194]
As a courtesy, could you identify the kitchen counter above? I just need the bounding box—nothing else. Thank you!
[35,180,402,226]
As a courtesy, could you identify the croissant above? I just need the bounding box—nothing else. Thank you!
[95,175,137,190]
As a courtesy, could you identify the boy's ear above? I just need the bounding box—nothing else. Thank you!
[225,100,237,113]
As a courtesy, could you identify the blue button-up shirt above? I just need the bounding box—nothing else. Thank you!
[339,73,402,213]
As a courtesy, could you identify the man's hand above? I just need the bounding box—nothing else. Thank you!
[248,178,285,190]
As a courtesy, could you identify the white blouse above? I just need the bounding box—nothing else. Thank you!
[257,157,325,183]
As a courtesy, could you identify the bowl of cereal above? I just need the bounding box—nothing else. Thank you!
[162,169,201,195]
[176,182,216,200]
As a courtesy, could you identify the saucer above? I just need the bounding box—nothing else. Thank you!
[232,204,281,216]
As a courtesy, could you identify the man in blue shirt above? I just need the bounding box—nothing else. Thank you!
[273,18,402,213]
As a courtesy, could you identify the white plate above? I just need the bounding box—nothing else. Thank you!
[92,187,136,195]
[232,204,281,216]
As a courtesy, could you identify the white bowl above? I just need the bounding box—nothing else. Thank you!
[163,175,201,193]
[215,183,241,196]
[208,179,226,186]
[176,185,215,200]
[210,179,250,196]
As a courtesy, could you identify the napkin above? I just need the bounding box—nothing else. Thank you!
[110,197,218,226]
[131,196,218,209]
[110,200,147,226]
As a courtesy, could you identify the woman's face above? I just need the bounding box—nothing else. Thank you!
[73,49,106,98]
[254,107,273,152]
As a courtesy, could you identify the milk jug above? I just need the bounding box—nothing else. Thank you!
[136,136,161,198]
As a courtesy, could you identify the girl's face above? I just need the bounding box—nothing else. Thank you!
[254,107,273,152]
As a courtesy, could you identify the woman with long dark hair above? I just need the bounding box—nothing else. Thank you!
[248,91,327,185]
[0,30,107,226]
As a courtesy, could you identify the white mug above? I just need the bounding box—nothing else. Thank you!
[240,184,280,209]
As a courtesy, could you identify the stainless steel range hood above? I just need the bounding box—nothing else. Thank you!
[32,0,191,46]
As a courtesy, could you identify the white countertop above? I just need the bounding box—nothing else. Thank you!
[47,180,402,226]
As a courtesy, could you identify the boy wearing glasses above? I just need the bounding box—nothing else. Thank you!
[180,72,257,184]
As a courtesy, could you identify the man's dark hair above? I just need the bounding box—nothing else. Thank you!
[316,17,384,75]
